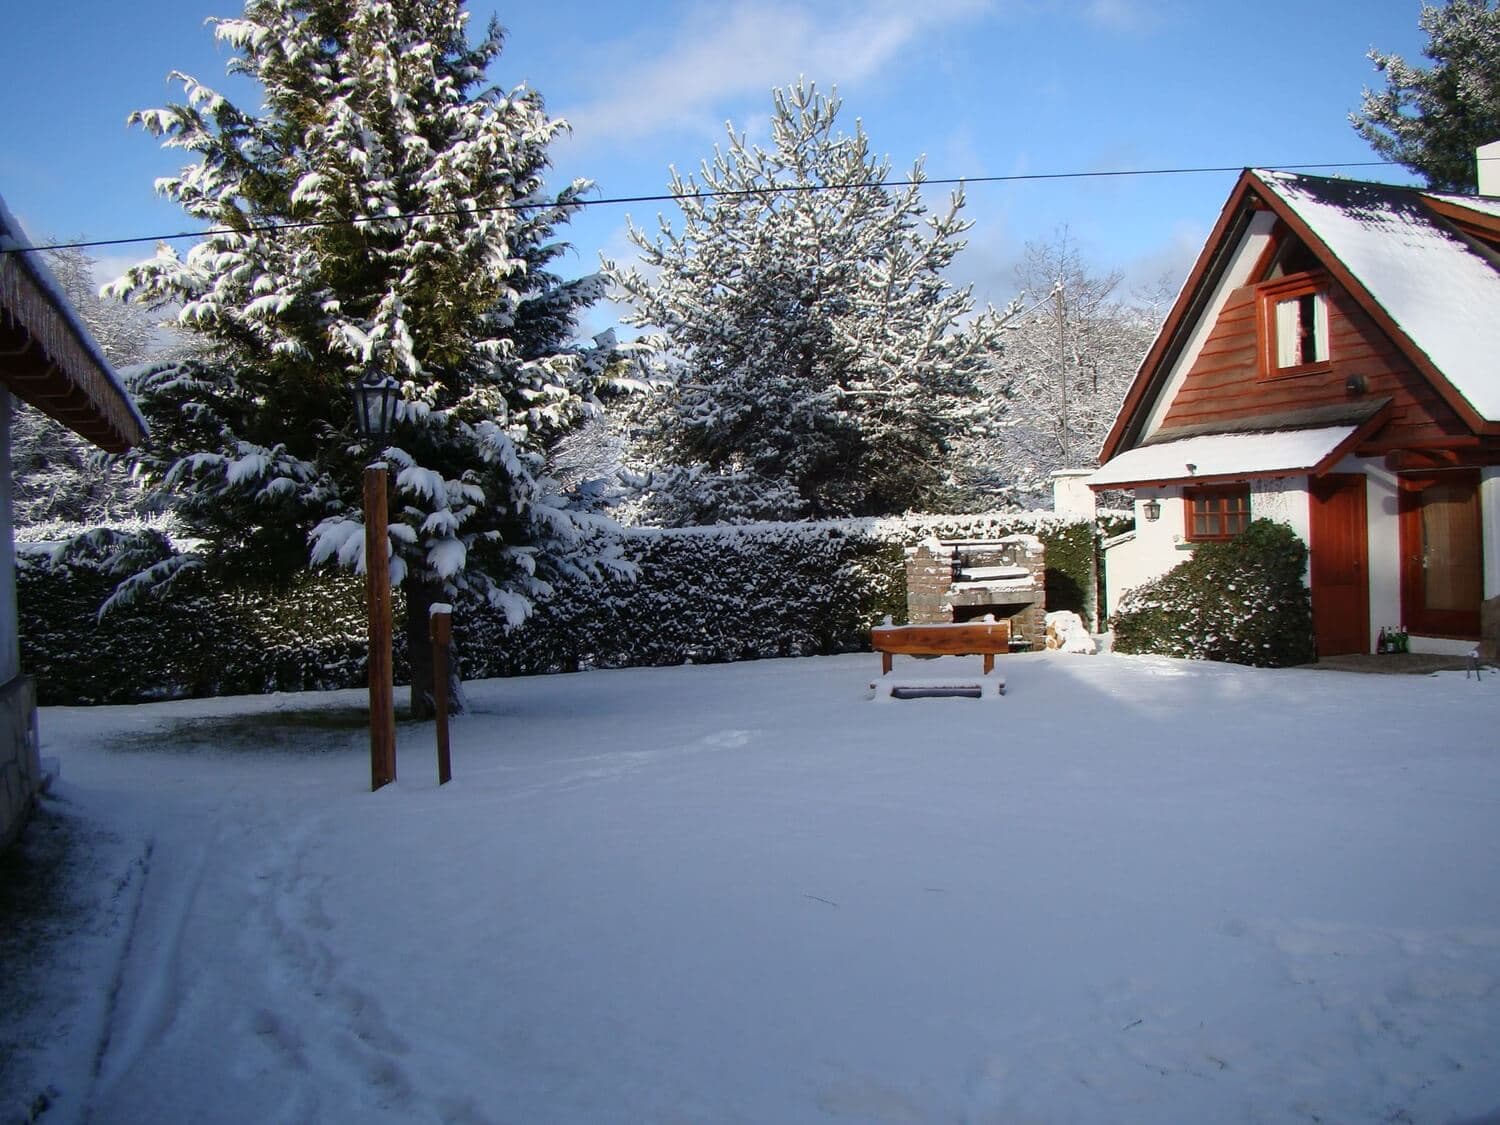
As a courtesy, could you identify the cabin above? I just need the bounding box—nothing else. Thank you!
[1091,162,1500,659]
[0,193,145,847]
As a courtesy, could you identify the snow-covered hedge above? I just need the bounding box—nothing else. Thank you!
[460,513,1102,676]
[19,513,1103,704]
[18,543,383,705]
[1108,520,1316,668]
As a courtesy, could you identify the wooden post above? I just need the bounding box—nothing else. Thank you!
[430,604,452,785]
[365,464,396,790]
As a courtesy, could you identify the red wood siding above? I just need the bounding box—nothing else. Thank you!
[1159,281,1473,449]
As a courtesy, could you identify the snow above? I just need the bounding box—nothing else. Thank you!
[1046,610,1097,654]
[1088,425,1356,487]
[9,652,1500,1123]
[1259,171,1500,421]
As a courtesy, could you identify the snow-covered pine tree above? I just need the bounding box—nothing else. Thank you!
[604,81,1014,522]
[107,0,640,713]
[953,232,1165,508]
[1351,0,1500,192]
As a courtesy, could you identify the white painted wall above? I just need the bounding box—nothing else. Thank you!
[1483,467,1500,600]
[1250,477,1310,570]
[1349,457,1403,650]
[1101,489,1195,622]
[1051,470,1098,521]
[0,388,17,686]
[1478,140,1500,196]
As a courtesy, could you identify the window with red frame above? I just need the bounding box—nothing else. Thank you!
[1258,272,1330,378]
[1186,486,1250,541]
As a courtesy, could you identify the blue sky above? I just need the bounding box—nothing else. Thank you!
[0,0,1432,326]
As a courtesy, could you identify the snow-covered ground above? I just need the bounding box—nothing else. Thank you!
[7,651,1500,1124]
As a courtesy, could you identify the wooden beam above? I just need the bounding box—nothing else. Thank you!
[365,464,396,791]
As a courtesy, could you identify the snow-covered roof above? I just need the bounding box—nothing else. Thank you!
[0,191,146,451]
[1424,191,1500,220]
[1087,425,1357,488]
[1258,171,1500,421]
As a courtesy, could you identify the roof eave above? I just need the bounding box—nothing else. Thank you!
[1099,170,1264,463]
[0,251,146,452]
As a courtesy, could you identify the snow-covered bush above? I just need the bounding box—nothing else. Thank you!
[18,536,385,705]
[1109,520,1315,668]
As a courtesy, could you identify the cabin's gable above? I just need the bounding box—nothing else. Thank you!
[1157,223,1472,452]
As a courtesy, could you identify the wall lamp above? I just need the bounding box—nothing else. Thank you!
[1142,497,1162,522]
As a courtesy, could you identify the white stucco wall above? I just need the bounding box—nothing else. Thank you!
[1350,458,1403,650]
[1101,489,1193,621]
[1483,467,1500,601]
[1103,482,1311,623]
[0,387,17,686]
[1249,476,1310,563]
[1051,470,1098,522]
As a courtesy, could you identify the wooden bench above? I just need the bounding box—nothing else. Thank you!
[870,621,1011,698]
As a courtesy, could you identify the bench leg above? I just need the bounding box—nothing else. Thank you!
[881,652,893,676]
[983,653,994,675]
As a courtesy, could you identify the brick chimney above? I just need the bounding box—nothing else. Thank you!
[1478,140,1500,195]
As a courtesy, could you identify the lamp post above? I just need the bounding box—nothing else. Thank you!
[351,374,400,791]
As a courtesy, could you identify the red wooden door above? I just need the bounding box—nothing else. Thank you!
[1400,470,1483,638]
[1310,474,1370,656]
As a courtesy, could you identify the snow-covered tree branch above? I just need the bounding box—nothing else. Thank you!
[1350,0,1500,193]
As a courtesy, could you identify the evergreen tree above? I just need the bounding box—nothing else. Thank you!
[107,0,639,713]
[1350,0,1500,192]
[604,81,1013,522]
[954,232,1164,508]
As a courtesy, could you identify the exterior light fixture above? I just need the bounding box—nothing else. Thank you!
[351,373,401,443]
[1142,497,1162,522]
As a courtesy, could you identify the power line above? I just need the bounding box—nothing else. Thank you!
[5,159,1403,257]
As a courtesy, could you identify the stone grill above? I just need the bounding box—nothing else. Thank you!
[903,536,1046,648]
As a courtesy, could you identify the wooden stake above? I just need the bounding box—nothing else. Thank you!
[365,464,396,791]
[430,605,452,785]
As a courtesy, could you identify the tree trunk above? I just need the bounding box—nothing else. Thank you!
[405,578,465,718]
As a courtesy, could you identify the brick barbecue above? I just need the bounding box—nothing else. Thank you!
[903,535,1046,648]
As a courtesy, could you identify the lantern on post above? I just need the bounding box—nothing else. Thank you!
[351,374,401,444]
[352,373,400,791]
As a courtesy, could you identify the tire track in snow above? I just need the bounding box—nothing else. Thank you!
[243,810,418,1117]
[85,828,213,1113]
[76,836,153,1125]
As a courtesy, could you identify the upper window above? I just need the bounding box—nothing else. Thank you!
[1185,486,1250,542]
[1259,273,1330,378]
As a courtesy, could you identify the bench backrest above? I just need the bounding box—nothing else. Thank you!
[871,621,1011,655]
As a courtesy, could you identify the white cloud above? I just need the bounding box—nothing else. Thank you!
[557,0,993,150]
